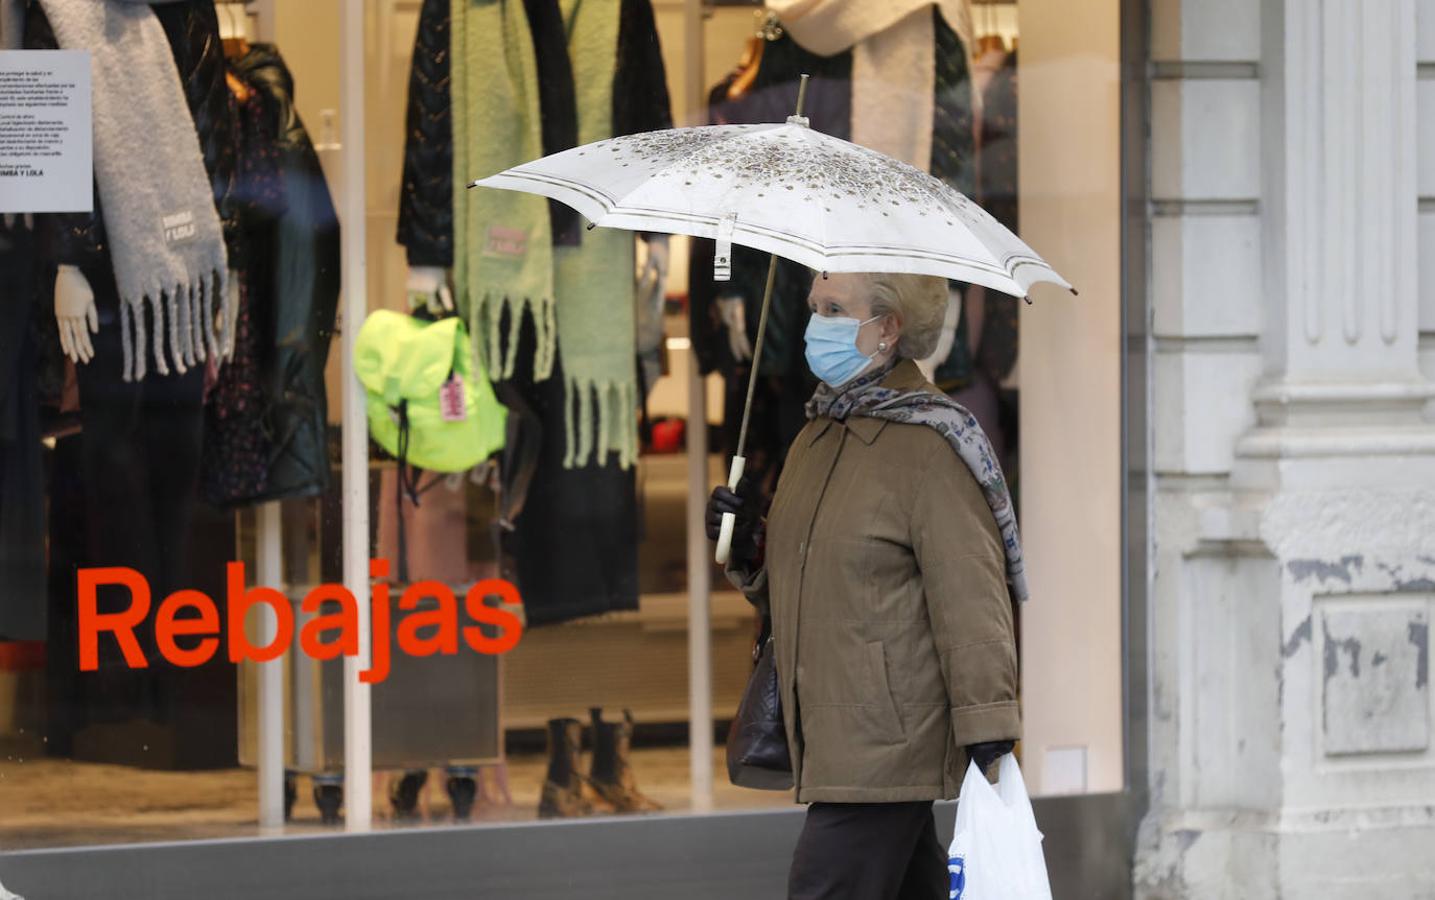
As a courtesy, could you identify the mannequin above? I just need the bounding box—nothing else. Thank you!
[24,0,242,759]
[53,263,239,368]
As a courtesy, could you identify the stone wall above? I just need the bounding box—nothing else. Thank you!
[1136,1,1435,897]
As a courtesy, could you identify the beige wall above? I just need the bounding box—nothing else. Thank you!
[267,1,342,143]
[1016,0,1125,795]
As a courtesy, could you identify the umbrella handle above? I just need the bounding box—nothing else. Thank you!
[713,455,747,566]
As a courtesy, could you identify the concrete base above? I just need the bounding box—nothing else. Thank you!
[1136,805,1435,900]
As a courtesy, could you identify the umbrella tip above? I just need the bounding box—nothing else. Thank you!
[1023,296,1033,305]
[586,222,597,231]
[466,180,479,189]
[1070,286,1080,297]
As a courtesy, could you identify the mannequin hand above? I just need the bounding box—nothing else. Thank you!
[407,265,454,315]
[705,480,763,565]
[966,740,1014,774]
[55,265,98,365]
[717,294,752,362]
[639,234,670,291]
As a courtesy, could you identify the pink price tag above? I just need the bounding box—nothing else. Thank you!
[439,374,466,422]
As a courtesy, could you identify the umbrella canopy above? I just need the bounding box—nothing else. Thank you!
[471,84,1073,565]
[471,115,1071,299]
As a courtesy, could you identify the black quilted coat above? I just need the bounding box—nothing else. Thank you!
[218,44,341,505]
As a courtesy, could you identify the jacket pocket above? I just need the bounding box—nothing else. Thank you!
[865,641,907,743]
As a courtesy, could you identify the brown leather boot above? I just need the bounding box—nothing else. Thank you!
[537,718,589,818]
[588,708,663,813]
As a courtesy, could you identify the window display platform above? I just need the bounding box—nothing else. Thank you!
[501,591,756,730]
[0,746,789,851]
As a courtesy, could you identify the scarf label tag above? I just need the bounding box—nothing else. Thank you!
[440,374,467,422]
[162,211,197,246]
[484,225,528,259]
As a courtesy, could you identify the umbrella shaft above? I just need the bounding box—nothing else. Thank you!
[735,253,780,460]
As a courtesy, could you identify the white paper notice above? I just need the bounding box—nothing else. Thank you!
[0,50,92,214]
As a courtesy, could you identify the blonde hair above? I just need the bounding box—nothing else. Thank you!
[866,272,949,360]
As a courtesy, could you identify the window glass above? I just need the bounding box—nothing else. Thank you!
[0,0,1121,852]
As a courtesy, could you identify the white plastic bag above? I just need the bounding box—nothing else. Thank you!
[947,754,1053,900]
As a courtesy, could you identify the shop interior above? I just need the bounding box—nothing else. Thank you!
[0,0,1122,850]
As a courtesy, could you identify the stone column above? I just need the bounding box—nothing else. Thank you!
[1137,1,1435,897]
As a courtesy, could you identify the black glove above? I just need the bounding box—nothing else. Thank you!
[966,740,1015,773]
[705,481,763,565]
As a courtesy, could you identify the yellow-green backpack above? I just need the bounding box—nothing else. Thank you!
[353,310,506,473]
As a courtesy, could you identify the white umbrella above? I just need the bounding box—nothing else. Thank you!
[471,77,1073,562]
[473,124,1068,300]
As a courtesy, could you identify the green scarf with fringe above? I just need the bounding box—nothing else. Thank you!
[453,0,637,469]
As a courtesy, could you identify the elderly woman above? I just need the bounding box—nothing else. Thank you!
[707,272,1025,900]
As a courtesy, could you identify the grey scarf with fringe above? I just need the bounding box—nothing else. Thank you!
[28,0,231,381]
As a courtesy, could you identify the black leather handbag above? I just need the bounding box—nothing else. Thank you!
[725,617,793,790]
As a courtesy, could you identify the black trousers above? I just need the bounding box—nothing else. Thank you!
[74,266,206,724]
[789,801,947,900]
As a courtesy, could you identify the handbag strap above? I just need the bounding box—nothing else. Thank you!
[753,614,773,663]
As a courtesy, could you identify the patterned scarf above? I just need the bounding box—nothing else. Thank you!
[806,360,1029,603]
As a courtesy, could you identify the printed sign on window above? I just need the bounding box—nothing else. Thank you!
[0,50,92,214]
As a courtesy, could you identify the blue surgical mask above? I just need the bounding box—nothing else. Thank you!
[804,314,882,387]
